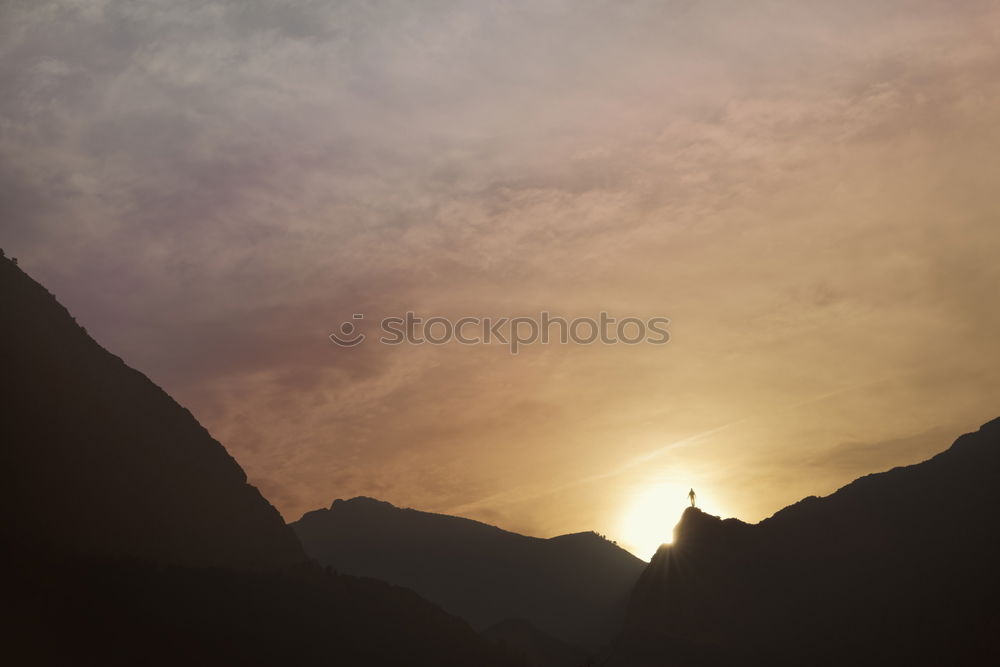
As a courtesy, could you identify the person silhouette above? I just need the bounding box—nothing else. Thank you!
[688,488,696,507]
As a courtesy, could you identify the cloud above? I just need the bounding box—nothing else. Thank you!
[2,0,999,538]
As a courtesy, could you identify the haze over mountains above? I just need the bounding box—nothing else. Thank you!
[3,253,998,666]
[292,496,646,649]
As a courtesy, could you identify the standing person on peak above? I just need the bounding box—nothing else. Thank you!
[688,488,696,507]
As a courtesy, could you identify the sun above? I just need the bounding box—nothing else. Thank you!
[618,483,690,561]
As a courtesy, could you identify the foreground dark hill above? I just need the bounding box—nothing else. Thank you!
[620,418,1000,666]
[292,497,646,649]
[0,254,302,570]
[0,255,520,666]
[7,551,524,667]
[483,618,590,667]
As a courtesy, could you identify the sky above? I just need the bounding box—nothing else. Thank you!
[3,0,999,559]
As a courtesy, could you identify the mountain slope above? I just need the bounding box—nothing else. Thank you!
[0,254,303,570]
[483,618,590,667]
[291,497,646,649]
[5,551,522,667]
[0,255,522,666]
[619,418,1000,666]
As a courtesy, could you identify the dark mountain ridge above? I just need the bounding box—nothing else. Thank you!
[483,617,591,667]
[292,496,647,649]
[620,417,1000,666]
[0,254,303,570]
[1,255,521,666]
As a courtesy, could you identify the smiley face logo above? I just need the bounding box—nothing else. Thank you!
[329,313,366,347]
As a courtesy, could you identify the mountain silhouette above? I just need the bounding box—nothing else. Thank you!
[619,419,1000,666]
[0,255,302,571]
[1,255,522,666]
[483,618,591,667]
[292,496,646,650]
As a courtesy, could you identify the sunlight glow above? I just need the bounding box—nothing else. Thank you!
[618,482,690,561]
[618,480,736,561]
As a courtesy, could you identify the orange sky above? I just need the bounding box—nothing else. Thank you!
[3,1,1000,558]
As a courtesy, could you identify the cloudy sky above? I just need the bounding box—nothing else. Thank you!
[3,0,999,558]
